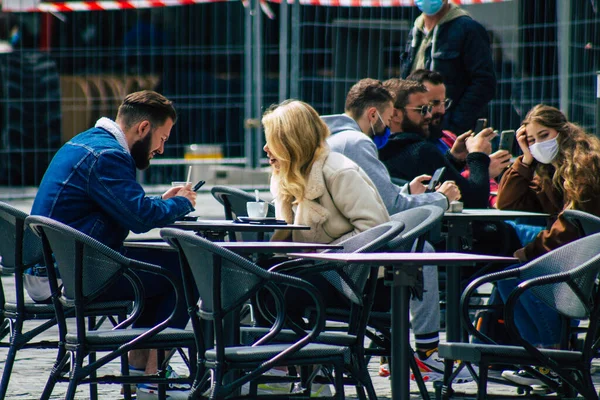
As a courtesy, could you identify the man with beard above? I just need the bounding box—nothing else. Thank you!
[407,69,511,207]
[31,90,195,399]
[380,78,493,209]
[324,78,464,382]
[323,78,457,213]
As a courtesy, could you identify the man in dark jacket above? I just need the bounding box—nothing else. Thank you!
[400,0,496,134]
[380,78,494,209]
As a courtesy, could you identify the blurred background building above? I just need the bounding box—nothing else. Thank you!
[0,0,597,188]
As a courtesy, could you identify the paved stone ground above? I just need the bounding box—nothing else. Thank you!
[2,190,600,399]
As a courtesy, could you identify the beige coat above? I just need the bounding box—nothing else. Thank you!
[270,150,390,244]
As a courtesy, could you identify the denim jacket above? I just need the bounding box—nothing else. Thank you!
[31,126,194,251]
[400,10,496,134]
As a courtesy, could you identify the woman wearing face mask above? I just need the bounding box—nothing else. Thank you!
[494,104,600,387]
[263,99,390,244]
[496,104,600,263]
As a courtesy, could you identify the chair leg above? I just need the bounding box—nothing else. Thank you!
[65,352,85,400]
[0,343,18,399]
[477,362,488,400]
[409,346,431,400]
[0,318,24,399]
[354,354,377,400]
[40,349,69,400]
[333,362,345,400]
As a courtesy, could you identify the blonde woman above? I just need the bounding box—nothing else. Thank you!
[263,99,390,244]
[496,104,600,387]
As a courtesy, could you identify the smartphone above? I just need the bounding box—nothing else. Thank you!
[425,167,446,193]
[499,130,515,152]
[473,118,487,136]
[192,180,206,192]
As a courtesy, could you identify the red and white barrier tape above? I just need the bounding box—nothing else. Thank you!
[2,0,509,13]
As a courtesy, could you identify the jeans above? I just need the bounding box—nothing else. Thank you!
[95,247,192,329]
[496,267,563,347]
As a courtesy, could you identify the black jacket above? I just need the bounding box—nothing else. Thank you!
[379,132,490,209]
[400,10,496,134]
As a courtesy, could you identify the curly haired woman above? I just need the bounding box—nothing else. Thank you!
[495,104,600,387]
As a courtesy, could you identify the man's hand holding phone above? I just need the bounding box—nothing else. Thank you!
[162,181,198,207]
[425,167,446,193]
[466,127,495,154]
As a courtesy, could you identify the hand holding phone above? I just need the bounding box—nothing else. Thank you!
[473,118,487,136]
[192,180,206,192]
[499,130,515,152]
[425,167,446,193]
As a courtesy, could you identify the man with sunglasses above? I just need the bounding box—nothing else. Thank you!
[407,69,511,208]
[380,78,493,209]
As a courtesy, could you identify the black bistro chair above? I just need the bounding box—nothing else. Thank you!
[0,202,131,400]
[366,205,445,399]
[211,185,275,241]
[160,228,357,399]
[438,232,600,400]
[563,209,600,237]
[26,215,198,400]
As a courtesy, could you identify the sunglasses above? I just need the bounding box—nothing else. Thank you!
[429,98,453,110]
[405,104,433,117]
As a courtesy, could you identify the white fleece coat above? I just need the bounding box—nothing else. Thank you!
[270,150,390,244]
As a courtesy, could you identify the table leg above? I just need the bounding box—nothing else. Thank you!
[445,220,471,343]
[391,274,411,399]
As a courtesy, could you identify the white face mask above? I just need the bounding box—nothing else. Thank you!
[529,136,559,164]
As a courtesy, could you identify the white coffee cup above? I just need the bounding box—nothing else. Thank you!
[246,201,269,218]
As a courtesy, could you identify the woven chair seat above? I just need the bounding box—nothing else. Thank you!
[241,326,357,346]
[439,342,582,365]
[206,343,351,364]
[67,327,194,346]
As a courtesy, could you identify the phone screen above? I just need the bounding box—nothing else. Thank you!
[474,118,487,135]
[499,130,515,152]
[425,167,445,193]
[193,180,206,192]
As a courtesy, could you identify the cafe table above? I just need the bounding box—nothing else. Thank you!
[286,252,517,400]
[124,240,342,254]
[443,209,549,342]
[166,219,309,241]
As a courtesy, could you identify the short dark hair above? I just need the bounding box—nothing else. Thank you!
[116,90,177,129]
[406,69,445,86]
[383,79,428,109]
[344,78,394,119]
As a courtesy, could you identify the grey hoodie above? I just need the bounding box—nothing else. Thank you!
[323,114,449,214]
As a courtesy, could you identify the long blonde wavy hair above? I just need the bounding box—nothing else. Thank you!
[525,104,600,209]
[262,100,330,210]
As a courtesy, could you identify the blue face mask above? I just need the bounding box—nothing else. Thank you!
[9,32,19,47]
[415,0,444,16]
[373,127,391,149]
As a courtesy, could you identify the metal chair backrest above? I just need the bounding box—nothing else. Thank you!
[515,232,600,320]
[319,221,405,305]
[563,209,600,237]
[387,205,444,252]
[211,185,275,219]
[26,216,128,305]
[0,202,43,273]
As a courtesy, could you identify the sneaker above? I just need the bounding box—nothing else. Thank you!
[241,368,294,395]
[378,363,390,378]
[292,377,333,397]
[501,367,560,387]
[411,350,475,383]
[136,365,191,400]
